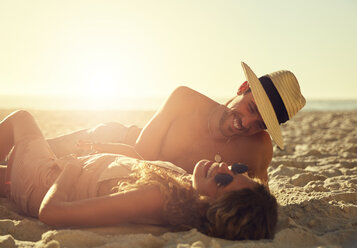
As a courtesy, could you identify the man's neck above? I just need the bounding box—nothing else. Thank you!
[206,104,229,141]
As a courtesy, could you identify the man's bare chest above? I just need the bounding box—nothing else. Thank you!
[159,115,205,160]
[158,115,259,173]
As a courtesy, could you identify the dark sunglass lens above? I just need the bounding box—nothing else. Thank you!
[231,163,248,174]
[214,173,233,186]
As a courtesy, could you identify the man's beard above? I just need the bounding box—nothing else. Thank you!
[218,109,231,138]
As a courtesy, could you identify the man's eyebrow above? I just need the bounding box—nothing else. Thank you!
[251,101,259,113]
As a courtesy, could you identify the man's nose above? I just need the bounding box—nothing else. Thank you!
[242,114,257,129]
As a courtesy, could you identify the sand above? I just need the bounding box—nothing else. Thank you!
[0,109,356,248]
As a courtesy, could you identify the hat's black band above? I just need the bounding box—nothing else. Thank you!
[259,76,289,124]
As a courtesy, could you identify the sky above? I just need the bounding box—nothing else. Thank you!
[0,0,356,109]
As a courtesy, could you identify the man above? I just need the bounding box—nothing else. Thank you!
[48,62,305,184]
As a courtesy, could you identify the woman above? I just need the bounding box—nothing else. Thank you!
[0,110,278,240]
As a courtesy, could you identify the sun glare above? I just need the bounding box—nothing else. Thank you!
[70,60,129,109]
[86,72,117,97]
[77,61,118,97]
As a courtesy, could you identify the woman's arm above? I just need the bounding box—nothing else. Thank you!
[39,162,164,227]
[77,141,144,159]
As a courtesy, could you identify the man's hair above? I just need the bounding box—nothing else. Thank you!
[205,184,278,240]
[225,86,252,106]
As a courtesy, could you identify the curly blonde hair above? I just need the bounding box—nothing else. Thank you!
[115,162,278,240]
[205,184,278,240]
[115,162,208,231]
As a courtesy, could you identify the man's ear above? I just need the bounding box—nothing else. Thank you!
[237,81,249,95]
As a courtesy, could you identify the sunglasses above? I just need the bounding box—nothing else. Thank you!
[214,163,248,187]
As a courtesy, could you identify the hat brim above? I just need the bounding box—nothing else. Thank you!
[241,62,284,149]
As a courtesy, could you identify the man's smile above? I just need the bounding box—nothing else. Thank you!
[233,114,244,131]
[228,112,247,134]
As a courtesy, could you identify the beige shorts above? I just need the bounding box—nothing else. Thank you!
[9,135,59,217]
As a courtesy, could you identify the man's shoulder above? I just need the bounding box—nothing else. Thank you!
[170,86,214,101]
[228,131,273,166]
[248,131,273,160]
[227,131,272,182]
[254,131,273,146]
[230,131,272,147]
[167,86,217,111]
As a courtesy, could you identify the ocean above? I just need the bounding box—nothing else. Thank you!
[303,99,357,111]
[0,95,357,111]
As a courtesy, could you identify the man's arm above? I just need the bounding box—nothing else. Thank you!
[134,86,203,160]
[78,86,215,162]
[251,131,273,187]
[77,87,203,160]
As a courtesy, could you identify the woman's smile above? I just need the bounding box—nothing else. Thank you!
[204,161,218,178]
[193,160,258,198]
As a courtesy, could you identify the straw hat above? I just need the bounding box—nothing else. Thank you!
[241,62,306,149]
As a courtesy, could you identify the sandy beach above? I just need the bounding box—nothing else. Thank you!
[0,109,356,248]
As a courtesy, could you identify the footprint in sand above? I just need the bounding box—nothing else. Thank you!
[290,172,327,187]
